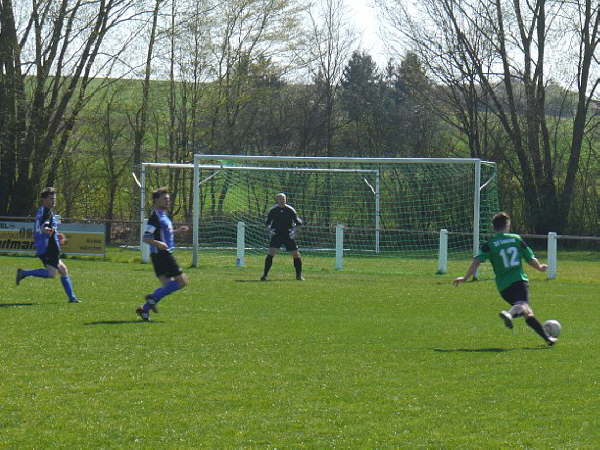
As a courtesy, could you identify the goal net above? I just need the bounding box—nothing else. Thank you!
[139,155,498,268]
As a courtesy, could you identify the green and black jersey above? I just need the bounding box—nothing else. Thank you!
[476,232,535,292]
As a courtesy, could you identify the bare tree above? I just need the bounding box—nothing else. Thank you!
[377,0,600,233]
[171,0,213,219]
[202,0,304,213]
[129,0,165,220]
[204,0,303,149]
[97,93,133,241]
[301,0,355,156]
[0,0,148,216]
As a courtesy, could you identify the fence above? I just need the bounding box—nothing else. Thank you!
[2,217,598,279]
[436,229,600,279]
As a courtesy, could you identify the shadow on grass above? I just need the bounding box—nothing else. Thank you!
[235,279,302,283]
[433,347,550,353]
[84,320,165,325]
[0,302,36,307]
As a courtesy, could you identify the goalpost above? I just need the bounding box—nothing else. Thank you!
[139,154,499,270]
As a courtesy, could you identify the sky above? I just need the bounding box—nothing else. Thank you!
[345,0,391,67]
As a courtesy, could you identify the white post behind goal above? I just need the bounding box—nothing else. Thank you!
[547,232,557,279]
[335,224,344,270]
[236,221,245,267]
[437,228,448,274]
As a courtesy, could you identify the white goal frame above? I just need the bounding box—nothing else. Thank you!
[140,155,493,268]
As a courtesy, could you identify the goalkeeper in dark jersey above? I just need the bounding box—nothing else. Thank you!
[453,211,557,346]
[261,193,304,281]
[16,187,80,303]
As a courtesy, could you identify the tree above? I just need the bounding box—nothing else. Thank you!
[196,0,304,214]
[338,50,442,157]
[377,0,600,233]
[0,0,147,216]
[129,0,165,221]
[302,0,355,156]
[97,93,133,242]
[339,50,383,155]
[388,52,440,156]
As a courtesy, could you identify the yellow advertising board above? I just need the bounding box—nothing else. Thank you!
[0,221,105,256]
[0,224,35,252]
[60,231,105,255]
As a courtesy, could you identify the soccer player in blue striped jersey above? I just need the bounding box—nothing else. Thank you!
[16,187,80,303]
[136,187,189,321]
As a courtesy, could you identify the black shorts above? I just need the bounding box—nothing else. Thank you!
[151,251,183,278]
[38,243,60,269]
[500,281,529,305]
[269,234,298,252]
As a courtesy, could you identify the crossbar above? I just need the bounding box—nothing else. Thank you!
[194,154,489,165]
[142,162,376,174]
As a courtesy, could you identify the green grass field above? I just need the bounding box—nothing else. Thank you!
[1,250,599,447]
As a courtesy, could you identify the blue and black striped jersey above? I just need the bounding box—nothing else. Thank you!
[33,206,59,255]
[144,209,175,253]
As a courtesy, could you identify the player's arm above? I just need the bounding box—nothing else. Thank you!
[527,257,548,272]
[520,238,547,272]
[143,236,168,251]
[289,206,302,226]
[40,209,54,235]
[265,209,276,234]
[293,214,303,226]
[453,258,482,286]
[287,208,302,237]
[174,224,189,233]
[143,220,168,250]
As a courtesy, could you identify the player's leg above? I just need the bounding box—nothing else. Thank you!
[507,302,527,319]
[498,282,526,329]
[57,260,80,303]
[140,254,185,316]
[291,248,303,281]
[283,237,303,280]
[150,272,187,302]
[138,254,162,319]
[501,282,555,345]
[261,247,278,281]
[17,266,50,284]
[522,306,556,345]
[17,255,55,284]
[175,272,188,288]
[139,276,170,318]
[141,276,182,314]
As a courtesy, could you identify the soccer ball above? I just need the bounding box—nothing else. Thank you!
[543,320,561,338]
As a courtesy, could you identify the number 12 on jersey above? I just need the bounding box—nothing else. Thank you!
[499,246,519,268]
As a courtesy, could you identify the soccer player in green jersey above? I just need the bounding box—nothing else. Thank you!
[453,212,557,346]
